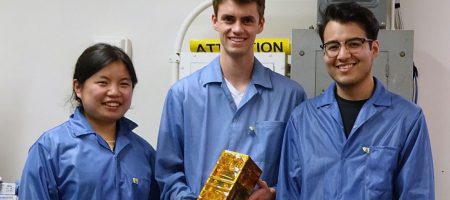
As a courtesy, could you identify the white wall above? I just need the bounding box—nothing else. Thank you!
[401,0,450,198]
[0,0,448,198]
[0,0,191,181]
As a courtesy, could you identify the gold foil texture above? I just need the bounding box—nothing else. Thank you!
[198,150,261,200]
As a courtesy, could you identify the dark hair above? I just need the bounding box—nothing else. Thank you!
[72,43,137,105]
[318,2,380,43]
[213,0,265,19]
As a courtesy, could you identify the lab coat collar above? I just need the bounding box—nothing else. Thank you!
[69,107,138,137]
[316,77,392,108]
[201,56,273,89]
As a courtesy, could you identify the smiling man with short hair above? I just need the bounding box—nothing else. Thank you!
[155,0,306,199]
[277,2,434,199]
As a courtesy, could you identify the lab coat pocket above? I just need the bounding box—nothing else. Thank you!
[121,174,151,200]
[364,146,399,199]
[252,121,285,163]
[251,121,285,184]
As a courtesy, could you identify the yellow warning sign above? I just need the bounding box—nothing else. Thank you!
[189,38,291,54]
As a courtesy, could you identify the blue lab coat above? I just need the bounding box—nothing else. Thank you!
[19,107,159,200]
[277,78,434,199]
[156,56,306,199]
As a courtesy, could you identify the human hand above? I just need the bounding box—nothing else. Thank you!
[248,179,276,200]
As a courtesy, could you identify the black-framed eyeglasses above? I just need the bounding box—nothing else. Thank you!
[320,37,374,58]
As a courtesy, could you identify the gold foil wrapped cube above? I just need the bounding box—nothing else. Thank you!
[198,150,262,200]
